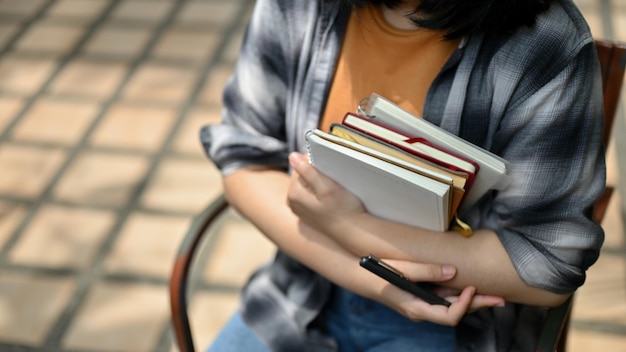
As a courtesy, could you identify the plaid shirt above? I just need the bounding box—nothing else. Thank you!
[200,0,605,350]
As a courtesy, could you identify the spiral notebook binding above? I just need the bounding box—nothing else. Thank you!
[357,96,375,118]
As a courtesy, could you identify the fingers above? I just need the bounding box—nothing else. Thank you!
[383,259,456,283]
[426,286,475,326]
[430,287,505,312]
[395,286,476,326]
[375,259,469,326]
[289,151,351,204]
[289,152,323,193]
[443,286,476,325]
[467,294,506,312]
[287,171,315,216]
[287,152,334,218]
[287,153,314,203]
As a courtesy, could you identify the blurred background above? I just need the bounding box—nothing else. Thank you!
[0,0,624,351]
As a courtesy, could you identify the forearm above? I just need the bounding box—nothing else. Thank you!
[334,213,569,307]
[227,164,505,324]
[222,168,398,302]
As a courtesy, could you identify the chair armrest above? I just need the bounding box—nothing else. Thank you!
[169,194,229,352]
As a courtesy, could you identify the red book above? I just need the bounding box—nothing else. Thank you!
[341,112,478,196]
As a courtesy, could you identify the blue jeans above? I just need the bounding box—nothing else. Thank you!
[208,287,455,351]
[207,311,270,352]
[324,286,455,352]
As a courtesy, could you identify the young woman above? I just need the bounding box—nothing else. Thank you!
[201,0,605,350]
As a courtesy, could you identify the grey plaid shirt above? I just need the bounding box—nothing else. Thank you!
[200,0,605,350]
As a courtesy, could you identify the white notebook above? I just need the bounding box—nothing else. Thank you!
[305,129,451,232]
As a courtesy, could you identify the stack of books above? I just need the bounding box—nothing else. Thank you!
[305,93,510,236]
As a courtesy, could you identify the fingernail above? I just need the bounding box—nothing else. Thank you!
[442,265,456,278]
[289,152,304,165]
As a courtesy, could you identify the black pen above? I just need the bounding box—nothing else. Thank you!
[360,254,485,329]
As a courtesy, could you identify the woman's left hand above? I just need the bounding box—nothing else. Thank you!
[287,151,365,235]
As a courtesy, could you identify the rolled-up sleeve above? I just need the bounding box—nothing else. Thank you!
[485,41,605,294]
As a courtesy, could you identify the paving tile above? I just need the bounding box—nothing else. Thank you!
[221,2,254,63]
[11,97,100,145]
[184,291,239,352]
[52,151,150,207]
[614,6,626,40]
[569,330,626,352]
[122,62,197,104]
[0,0,47,19]
[610,0,626,8]
[220,23,247,63]
[82,24,152,60]
[8,204,116,268]
[583,11,603,38]
[197,63,235,106]
[48,58,128,99]
[14,21,84,57]
[0,271,76,346]
[103,212,190,278]
[0,144,66,198]
[171,106,221,157]
[573,0,599,16]
[89,103,177,152]
[0,22,19,48]
[110,0,174,23]
[175,1,241,27]
[139,157,222,213]
[571,0,602,38]
[0,201,27,249]
[0,95,24,132]
[572,253,626,324]
[203,210,275,286]
[62,281,169,352]
[151,27,220,64]
[46,0,110,23]
[0,55,57,95]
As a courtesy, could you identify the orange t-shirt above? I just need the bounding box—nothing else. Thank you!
[319,5,461,131]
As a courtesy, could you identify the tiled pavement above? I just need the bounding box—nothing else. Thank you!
[0,0,624,351]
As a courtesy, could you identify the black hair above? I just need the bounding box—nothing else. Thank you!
[331,0,556,39]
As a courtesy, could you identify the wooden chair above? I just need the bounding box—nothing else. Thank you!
[169,39,626,352]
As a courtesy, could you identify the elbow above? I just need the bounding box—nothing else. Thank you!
[539,291,573,308]
[508,284,574,308]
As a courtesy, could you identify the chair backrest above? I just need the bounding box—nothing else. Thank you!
[535,39,626,352]
[592,40,626,224]
[170,195,229,352]
[595,39,626,147]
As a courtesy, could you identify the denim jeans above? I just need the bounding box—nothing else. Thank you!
[207,311,270,352]
[323,286,455,352]
[208,286,455,352]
